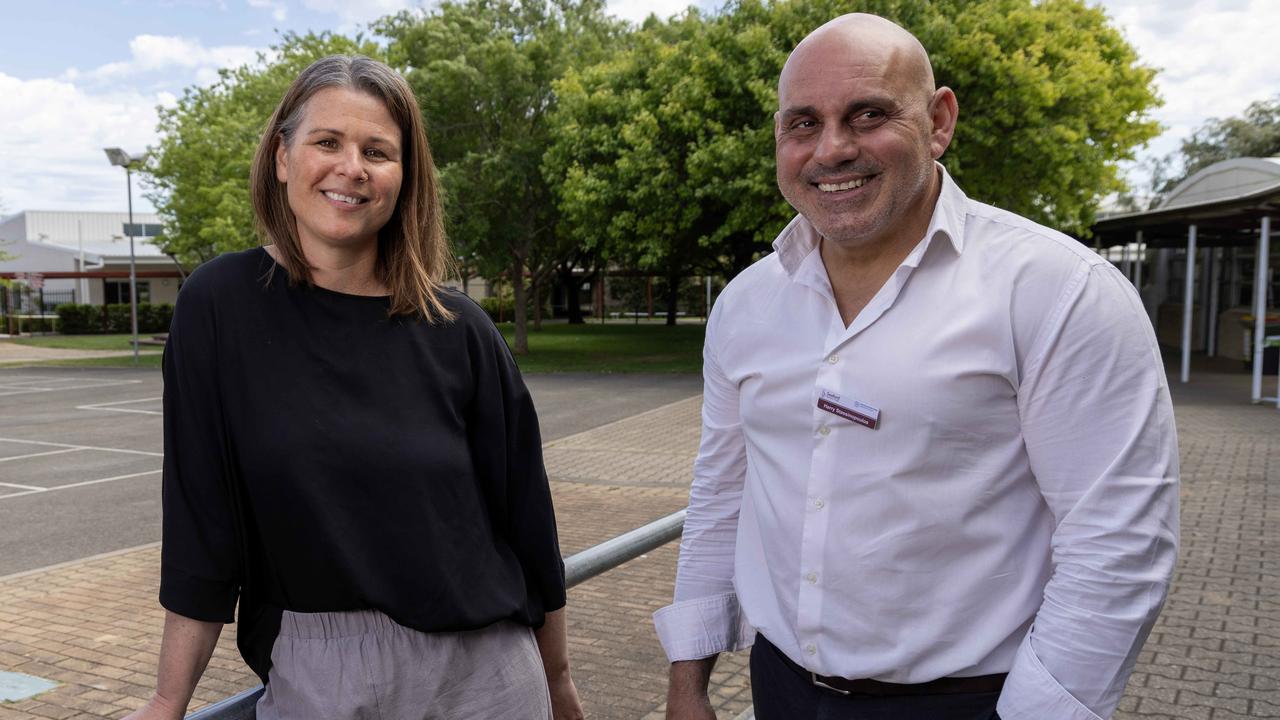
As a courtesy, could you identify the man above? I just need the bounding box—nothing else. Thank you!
[654,13,1178,720]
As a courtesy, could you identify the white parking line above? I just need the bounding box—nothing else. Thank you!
[76,397,164,416]
[0,437,163,458]
[0,481,45,491]
[0,378,144,397]
[0,447,85,463]
[0,469,162,501]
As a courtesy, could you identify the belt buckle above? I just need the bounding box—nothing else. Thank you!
[810,671,852,696]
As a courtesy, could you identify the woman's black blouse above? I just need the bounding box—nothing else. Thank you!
[158,248,565,683]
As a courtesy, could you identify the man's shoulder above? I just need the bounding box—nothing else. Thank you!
[961,198,1105,273]
[720,252,788,302]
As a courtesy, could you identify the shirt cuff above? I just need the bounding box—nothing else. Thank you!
[997,629,1105,720]
[652,592,754,662]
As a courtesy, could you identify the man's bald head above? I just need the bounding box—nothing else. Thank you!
[779,13,936,108]
[772,13,958,253]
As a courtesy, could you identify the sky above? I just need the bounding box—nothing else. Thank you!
[1,0,1277,218]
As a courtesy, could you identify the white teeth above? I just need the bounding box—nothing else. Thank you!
[817,178,868,192]
[324,191,365,205]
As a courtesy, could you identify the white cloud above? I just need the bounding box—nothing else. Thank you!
[0,72,165,213]
[1096,0,1280,183]
[605,0,697,23]
[80,35,259,81]
[300,0,418,29]
[247,0,288,22]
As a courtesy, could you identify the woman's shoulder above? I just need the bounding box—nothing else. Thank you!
[438,287,495,328]
[181,247,274,297]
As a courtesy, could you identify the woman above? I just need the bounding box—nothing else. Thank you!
[127,56,582,720]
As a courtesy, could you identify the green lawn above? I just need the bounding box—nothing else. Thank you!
[10,353,165,369]
[4,323,705,373]
[498,321,704,373]
[10,334,145,351]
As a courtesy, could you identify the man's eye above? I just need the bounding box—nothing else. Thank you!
[854,110,885,124]
[791,120,817,130]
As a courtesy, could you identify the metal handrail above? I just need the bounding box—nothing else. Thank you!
[187,510,688,719]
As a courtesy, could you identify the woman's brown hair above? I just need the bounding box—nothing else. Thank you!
[249,55,454,321]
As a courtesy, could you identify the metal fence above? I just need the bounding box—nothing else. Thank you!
[186,510,688,720]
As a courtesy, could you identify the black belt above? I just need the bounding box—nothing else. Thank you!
[765,635,1007,697]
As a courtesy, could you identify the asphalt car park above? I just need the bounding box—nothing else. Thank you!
[0,366,702,577]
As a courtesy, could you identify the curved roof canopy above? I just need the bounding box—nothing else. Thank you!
[1090,157,1280,248]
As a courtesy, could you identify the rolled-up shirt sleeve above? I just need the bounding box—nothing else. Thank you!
[159,274,242,623]
[1000,263,1180,720]
[653,303,753,661]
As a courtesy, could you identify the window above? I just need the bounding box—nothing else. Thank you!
[105,280,150,304]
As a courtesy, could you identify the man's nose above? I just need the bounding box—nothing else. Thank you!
[812,125,859,167]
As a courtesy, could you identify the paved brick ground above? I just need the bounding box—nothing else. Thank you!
[1,370,1278,719]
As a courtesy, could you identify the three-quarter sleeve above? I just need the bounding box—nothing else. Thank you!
[467,317,566,624]
[159,274,242,623]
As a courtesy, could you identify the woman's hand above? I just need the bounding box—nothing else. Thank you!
[534,608,584,719]
[546,670,585,720]
[121,693,185,720]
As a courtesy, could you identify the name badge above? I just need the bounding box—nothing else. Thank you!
[817,388,880,430]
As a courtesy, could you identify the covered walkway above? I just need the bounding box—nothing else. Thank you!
[1090,157,1280,404]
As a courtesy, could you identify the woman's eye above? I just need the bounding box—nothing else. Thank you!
[365,148,386,159]
[317,138,337,149]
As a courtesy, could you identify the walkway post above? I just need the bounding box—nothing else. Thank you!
[1252,216,1271,402]
[1208,248,1221,357]
[1181,225,1197,384]
[1134,231,1144,291]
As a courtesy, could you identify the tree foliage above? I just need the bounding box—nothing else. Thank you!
[144,0,1158,339]
[548,0,1159,285]
[1168,95,1280,189]
[379,0,623,351]
[145,33,381,264]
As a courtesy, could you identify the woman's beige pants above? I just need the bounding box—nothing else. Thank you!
[255,609,553,720]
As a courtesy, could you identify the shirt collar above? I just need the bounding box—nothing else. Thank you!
[772,162,969,278]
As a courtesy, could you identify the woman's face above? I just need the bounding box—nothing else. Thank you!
[275,86,404,254]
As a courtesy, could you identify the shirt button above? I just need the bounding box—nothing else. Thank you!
[814,498,826,509]
[818,425,831,437]
[827,354,839,364]
[806,644,817,655]
[805,572,818,584]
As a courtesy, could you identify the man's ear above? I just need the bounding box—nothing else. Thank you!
[928,87,959,160]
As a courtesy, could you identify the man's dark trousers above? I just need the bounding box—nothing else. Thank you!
[750,634,1001,720]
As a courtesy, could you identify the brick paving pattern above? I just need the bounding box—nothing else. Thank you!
[1,371,1277,719]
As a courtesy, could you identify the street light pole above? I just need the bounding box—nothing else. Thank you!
[125,164,138,363]
[104,147,141,364]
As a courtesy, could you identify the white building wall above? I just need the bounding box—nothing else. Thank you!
[9,210,162,246]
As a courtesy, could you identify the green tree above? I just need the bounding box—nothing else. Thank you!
[145,32,381,264]
[379,0,623,352]
[549,0,1159,289]
[1162,95,1280,192]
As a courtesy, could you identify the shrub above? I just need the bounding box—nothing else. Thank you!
[54,302,175,334]
[55,304,104,334]
[476,291,550,323]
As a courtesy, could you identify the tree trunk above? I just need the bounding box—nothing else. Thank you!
[511,254,529,354]
[665,270,680,326]
[562,268,584,324]
[531,275,543,331]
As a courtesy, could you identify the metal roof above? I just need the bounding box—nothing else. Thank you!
[1090,157,1280,248]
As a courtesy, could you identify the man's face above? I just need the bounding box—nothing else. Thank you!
[775,35,944,251]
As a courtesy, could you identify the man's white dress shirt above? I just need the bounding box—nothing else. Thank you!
[653,167,1179,720]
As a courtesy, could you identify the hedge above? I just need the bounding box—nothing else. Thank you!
[55,303,174,335]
